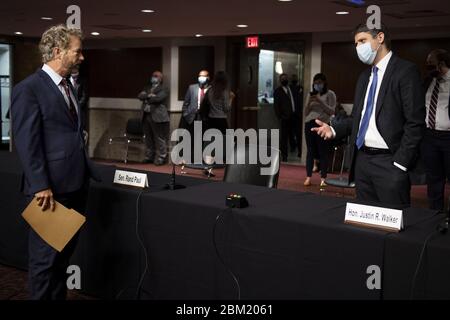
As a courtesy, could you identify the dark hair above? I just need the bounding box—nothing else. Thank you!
[436,50,450,68]
[211,71,229,100]
[353,23,391,50]
[312,73,328,94]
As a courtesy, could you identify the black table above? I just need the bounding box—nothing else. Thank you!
[0,151,448,300]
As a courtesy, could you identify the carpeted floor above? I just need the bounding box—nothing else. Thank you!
[0,160,447,300]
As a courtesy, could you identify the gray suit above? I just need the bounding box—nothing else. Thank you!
[138,84,170,161]
[139,84,170,123]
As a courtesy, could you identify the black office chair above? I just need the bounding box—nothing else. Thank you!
[108,118,145,163]
[223,144,280,188]
[321,139,355,197]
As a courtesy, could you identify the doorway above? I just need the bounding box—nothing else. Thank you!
[0,44,12,150]
[257,46,304,164]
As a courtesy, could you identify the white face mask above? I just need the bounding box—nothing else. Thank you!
[198,76,208,85]
[356,42,380,65]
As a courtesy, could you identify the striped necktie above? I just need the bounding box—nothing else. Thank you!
[428,78,443,129]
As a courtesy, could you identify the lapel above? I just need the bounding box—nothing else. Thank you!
[193,84,200,106]
[355,69,371,122]
[37,70,78,129]
[375,54,397,118]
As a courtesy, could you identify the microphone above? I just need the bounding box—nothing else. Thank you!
[437,196,450,234]
[165,162,186,190]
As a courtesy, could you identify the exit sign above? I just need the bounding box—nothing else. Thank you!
[246,36,259,48]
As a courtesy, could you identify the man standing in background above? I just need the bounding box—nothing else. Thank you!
[139,71,170,166]
[179,70,210,163]
[69,65,89,132]
[289,74,304,158]
[274,73,296,162]
[423,49,450,211]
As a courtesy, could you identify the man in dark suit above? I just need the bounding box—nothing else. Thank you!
[69,65,89,132]
[289,74,304,158]
[313,24,425,208]
[179,70,210,163]
[138,71,170,165]
[274,73,297,162]
[422,49,450,211]
[11,25,99,299]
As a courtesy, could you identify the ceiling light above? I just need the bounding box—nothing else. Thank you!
[14,32,23,35]
[142,29,152,33]
[195,34,203,37]
[141,9,155,13]
[91,32,100,36]
[41,17,53,20]
[237,24,248,28]
[278,0,293,2]
[336,11,349,15]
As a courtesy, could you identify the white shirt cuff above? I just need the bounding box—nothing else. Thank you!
[393,162,407,172]
[330,126,337,138]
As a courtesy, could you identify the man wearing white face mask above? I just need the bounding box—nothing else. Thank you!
[312,23,425,208]
[179,70,211,164]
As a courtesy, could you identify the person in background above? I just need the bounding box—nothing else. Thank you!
[199,71,235,166]
[303,73,336,187]
[179,70,211,164]
[274,73,296,162]
[422,49,450,211]
[290,74,304,158]
[69,65,88,131]
[69,65,89,145]
[138,71,170,166]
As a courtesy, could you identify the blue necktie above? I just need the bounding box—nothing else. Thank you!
[356,66,378,149]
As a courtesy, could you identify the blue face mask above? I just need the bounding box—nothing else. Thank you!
[356,42,380,65]
[314,84,324,93]
[151,77,160,85]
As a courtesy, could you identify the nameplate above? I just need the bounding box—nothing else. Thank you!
[344,202,403,232]
[113,170,149,188]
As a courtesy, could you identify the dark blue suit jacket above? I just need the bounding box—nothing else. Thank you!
[11,69,98,196]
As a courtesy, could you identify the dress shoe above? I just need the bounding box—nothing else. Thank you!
[154,157,168,166]
[204,169,215,177]
[143,158,154,164]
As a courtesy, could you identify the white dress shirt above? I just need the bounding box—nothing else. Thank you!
[42,64,78,115]
[358,51,392,149]
[425,70,450,131]
[197,86,209,109]
[330,51,407,171]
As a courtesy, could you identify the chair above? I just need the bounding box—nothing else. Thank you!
[223,144,280,188]
[108,118,145,163]
[322,139,355,197]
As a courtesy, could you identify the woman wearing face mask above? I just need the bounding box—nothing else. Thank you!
[199,71,235,164]
[303,73,336,187]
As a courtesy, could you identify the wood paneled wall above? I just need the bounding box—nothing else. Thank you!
[178,46,215,100]
[322,38,450,104]
[82,47,163,98]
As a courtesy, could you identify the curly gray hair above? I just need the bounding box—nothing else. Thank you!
[39,24,83,63]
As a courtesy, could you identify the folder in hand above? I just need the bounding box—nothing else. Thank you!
[21,198,86,252]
